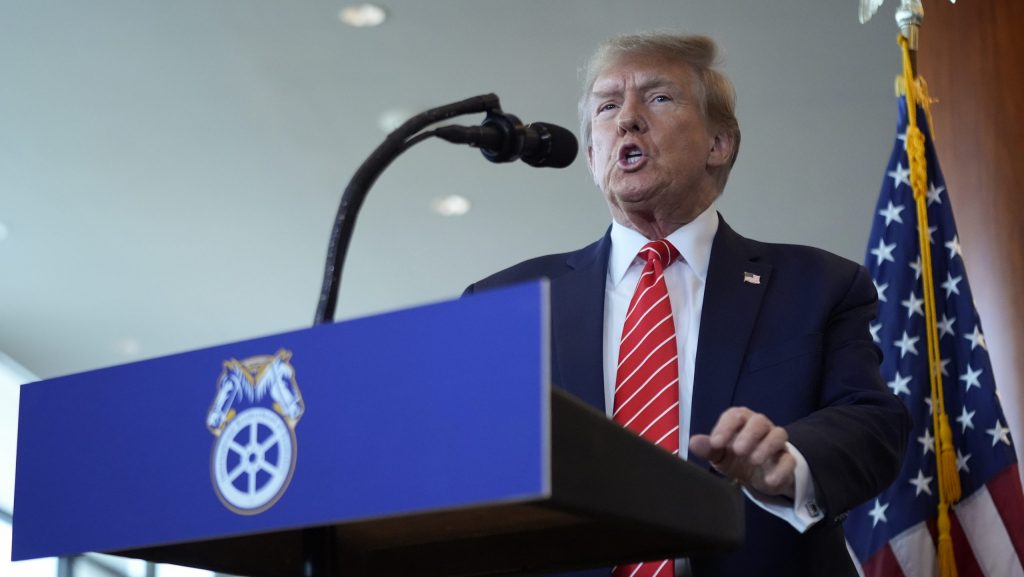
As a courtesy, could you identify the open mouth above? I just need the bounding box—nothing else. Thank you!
[618,145,645,168]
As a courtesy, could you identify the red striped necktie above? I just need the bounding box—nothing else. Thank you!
[612,239,681,577]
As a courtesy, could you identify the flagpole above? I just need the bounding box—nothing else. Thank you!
[895,4,964,573]
[895,0,924,74]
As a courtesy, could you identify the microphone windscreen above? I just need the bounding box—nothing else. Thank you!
[523,122,578,168]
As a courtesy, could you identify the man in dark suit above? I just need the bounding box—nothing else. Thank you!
[466,33,909,576]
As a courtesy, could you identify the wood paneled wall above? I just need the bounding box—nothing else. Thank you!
[917,1,1024,468]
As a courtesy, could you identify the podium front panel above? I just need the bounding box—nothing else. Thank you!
[13,282,551,561]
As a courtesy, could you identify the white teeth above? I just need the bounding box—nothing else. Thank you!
[624,151,642,164]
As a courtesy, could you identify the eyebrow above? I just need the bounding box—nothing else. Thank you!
[590,75,678,100]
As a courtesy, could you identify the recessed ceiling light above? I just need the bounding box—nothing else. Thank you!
[377,107,414,133]
[432,195,471,217]
[114,338,141,357]
[339,4,387,28]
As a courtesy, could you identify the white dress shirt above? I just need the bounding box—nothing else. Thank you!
[601,205,823,532]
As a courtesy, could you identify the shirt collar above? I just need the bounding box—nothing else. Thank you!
[608,204,719,287]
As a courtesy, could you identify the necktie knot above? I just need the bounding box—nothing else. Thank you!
[639,240,679,269]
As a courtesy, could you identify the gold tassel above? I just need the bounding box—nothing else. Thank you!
[938,417,962,501]
[937,504,959,577]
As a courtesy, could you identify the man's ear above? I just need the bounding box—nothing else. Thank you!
[707,130,735,169]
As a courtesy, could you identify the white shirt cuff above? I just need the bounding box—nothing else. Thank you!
[740,442,824,533]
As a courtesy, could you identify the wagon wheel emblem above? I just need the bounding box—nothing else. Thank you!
[212,407,295,513]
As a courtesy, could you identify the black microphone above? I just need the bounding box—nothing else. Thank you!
[434,111,578,168]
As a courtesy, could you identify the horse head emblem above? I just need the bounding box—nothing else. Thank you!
[206,349,304,435]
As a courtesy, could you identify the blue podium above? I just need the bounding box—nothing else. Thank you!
[13,282,742,577]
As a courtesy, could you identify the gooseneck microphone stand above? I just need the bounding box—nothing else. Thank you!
[306,93,576,576]
[312,93,501,326]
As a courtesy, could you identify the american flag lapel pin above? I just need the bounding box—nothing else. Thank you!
[743,271,761,285]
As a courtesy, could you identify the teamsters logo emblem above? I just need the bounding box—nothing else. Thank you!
[206,349,304,514]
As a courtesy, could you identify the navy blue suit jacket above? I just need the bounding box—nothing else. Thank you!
[465,218,909,577]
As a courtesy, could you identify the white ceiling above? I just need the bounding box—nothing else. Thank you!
[0,0,901,379]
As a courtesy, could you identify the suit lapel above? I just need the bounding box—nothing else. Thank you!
[549,231,611,412]
[545,221,774,449]
[689,218,772,468]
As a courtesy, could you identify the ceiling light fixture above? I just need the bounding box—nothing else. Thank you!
[377,107,414,133]
[114,338,141,357]
[339,4,388,28]
[432,195,471,217]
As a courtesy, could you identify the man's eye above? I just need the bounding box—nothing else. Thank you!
[653,95,671,103]
[597,103,617,113]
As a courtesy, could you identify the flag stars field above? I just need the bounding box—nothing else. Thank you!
[957,405,976,433]
[926,183,945,206]
[893,331,920,357]
[873,280,889,302]
[879,201,906,226]
[960,364,983,392]
[901,291,924,318]
[909,470,933,497]
[871,238,897,266]
[918,427,935,456]
[964,324,987,351]
[909,255,922,279]
[868,500,889,527]
[986,421,1012,447]
[888,162,911,189]
[956,449,972,473]
[887,372,912,396]
[941,273,962,298]
[945,235,963,260]
[936,314,956,338]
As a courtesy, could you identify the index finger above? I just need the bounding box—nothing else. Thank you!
[708,407,755,449]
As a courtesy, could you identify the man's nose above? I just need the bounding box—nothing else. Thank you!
[616,100,648,134]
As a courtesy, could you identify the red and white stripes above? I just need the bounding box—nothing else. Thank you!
[613,240,681,455]
[613,240,681,577]
[855,465,1024,577]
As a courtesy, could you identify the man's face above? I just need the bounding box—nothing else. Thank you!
[586,55,730,231]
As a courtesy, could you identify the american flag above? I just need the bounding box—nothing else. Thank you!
[844,96,1024,576]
